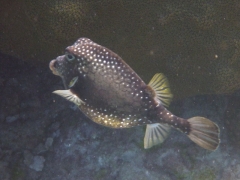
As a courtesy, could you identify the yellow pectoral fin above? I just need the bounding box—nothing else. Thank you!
[53,89,85,106]
[148,73,173,107]
[68,76,78,88]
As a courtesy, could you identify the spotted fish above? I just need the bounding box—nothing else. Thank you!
[49,38,220,151]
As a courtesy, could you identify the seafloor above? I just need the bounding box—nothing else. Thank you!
[0,53,240,180]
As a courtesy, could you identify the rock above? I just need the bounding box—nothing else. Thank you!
[33,143,47,155]
[23,150,34,166]
[44,138,53,150]
[29,156,45,172]
[50,122,60,131]
[5,114,19,123]
[0,161,10,180]
[52,129,60,138]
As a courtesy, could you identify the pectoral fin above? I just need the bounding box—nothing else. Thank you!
[68,76,78,88]
[53,89,85,106]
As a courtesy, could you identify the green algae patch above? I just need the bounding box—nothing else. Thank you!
[94,169,108,180]
[12,167,25,180]
[175,167,216,180]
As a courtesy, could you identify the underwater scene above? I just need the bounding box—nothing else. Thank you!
[0,0,240,179]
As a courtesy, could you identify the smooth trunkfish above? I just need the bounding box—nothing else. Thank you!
[49,38,220,151]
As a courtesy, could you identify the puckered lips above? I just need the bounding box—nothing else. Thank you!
[49,59,60,76]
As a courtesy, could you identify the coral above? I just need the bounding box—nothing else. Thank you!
[1,0,240,99]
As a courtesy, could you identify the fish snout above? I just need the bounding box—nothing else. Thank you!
[49,59,60,76]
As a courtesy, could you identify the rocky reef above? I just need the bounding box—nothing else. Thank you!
[0,53,240,179]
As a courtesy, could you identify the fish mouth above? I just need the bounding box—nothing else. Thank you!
[61,77,68,89]
[49,59,60,76]
[49,57,70,89]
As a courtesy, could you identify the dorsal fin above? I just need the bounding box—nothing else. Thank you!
[148,73,173,107]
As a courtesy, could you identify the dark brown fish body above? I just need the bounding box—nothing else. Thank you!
[50,38,220,151]
[72,64,189,131]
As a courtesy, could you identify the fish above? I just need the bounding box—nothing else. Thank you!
[49,37,220,151]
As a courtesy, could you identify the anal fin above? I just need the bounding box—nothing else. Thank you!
[144,123,171,149]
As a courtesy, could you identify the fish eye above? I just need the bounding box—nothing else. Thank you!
[66,53,75,62]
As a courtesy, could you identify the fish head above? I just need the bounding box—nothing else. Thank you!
[49,51,79,89]
[49,37,104,89]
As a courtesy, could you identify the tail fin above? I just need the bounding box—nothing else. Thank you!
[187,117,220,151]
